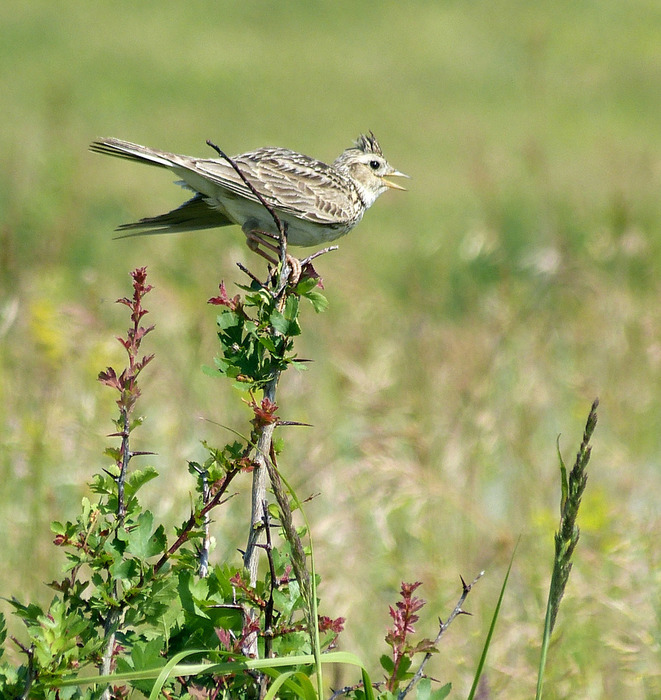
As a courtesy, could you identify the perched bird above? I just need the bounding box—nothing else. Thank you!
[90,133,407,259]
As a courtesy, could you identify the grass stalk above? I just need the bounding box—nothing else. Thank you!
[535,398,599,700]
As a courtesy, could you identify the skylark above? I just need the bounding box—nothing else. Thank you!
[90,133,407,259]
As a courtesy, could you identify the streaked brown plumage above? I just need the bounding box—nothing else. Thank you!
[90,133,407,248]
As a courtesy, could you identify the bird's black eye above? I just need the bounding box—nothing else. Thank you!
[369,160,380,170]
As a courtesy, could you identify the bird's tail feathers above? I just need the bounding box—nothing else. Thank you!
[114,194,232,238]
[90,137,182,169]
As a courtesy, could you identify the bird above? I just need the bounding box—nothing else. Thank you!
[89,132,408,261]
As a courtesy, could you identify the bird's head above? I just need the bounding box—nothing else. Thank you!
[334,132,409,207]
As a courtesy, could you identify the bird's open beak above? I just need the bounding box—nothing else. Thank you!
[382,170,410,191]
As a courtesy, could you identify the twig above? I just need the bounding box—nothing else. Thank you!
[243,375,279,584]
[236,261,266,288]
[300,245,339,266]
[206,139,285,238]
[398,572,484,699]
[263,442,312,626]
[12,638,35,700]
[153,468,240,575]
[329,682,375,700]
[258,500,277,659]
[190,464,212,577]
[206,139,291,293]
[100,608,121,700]
[242,375,279,658]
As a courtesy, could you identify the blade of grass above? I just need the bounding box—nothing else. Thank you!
[466,539,519,700]
[266,463,325,697]
[148,648,207,700]
[55,650,372,695]
[264,670,317,700]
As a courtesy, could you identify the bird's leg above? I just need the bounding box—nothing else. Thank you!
[244,230,279,265]
[244,230,302,286]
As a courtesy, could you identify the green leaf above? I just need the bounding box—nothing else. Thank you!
[417,677,432,700]
[202,363,220,377]
[380,653,395,673]
[110,557,138,580]
[430,682,452,699]
[91,471,117,495]
[50,520,66,536]
[395,654,412,679]
[302,289,329,313]
[129,416,144,431]
[177,571,210,618]
[103,446,121,462]
[8,597,45,631]
[126,511,167,559]
[269,309,292,335]
[245,288,272,307]
[124,467,159,498]
[267,502,281,522]
[294,276,319,294]
[269,296,301,336]
[132,638,166,670]
[259,335,278,353]
[216,310,241,329]
[125,638,168,694]
[282,293,300,320]
[263,669,317,700]
[410,638,438,655]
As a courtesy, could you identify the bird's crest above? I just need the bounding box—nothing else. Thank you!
[354,131,383,157]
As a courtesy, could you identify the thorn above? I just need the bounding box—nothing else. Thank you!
[236,261,265,288]
[460,574,469,593]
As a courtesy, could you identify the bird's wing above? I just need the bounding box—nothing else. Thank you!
[191,148,357,225]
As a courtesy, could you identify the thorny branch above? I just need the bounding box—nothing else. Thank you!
[97,268,155,700]
[398,572,484,699]
[153,466,242,575]
[258,500,277,659]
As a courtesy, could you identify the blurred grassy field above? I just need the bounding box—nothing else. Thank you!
[1,1,660,697]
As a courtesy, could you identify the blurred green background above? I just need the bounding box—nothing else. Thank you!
[1,1,660,697]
